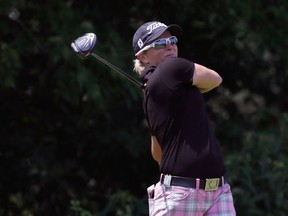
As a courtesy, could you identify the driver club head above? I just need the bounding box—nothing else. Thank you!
[71,33,97,58]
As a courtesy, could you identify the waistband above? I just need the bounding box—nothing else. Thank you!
[160,174,225,191]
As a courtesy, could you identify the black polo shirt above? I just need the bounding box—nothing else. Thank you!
[140,57,226,178]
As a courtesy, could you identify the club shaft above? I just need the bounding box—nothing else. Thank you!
[90,52,143,89]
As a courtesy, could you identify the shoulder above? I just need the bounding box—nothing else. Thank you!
[159,57,194,72]
[161,57,193,66]
[158,57,195,80]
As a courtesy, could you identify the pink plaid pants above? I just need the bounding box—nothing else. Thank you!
[147,181,236,216]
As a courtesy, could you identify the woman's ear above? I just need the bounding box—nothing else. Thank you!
[137,53,149,64]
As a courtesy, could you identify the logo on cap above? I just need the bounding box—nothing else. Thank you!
[146,22,167,34]
[137,39,144,49]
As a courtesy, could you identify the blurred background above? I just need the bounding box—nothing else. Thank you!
[0,0,287,215]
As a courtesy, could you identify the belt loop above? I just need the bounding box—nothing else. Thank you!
[163,175,172,187]
[221,176,225,187]
[196,178,200,189]
[160,173,163,182]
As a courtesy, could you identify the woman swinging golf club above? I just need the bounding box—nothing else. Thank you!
[132,21,236,216]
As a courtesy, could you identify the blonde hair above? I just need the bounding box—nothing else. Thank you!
[133,59,146,76]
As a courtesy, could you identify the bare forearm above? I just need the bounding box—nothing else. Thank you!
[151,136,162,165]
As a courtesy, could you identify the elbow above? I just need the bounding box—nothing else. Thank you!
[211,71,222,88]
[215,74,222,86]
[210,72,222,88]
[200,74,222,93]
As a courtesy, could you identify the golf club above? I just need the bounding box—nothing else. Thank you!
[71,33,144,89]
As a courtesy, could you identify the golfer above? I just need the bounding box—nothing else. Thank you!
[132,21,236,215]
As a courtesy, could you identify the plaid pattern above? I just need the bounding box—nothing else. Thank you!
[147,182,236,216]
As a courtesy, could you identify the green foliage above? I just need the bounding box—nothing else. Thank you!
[0,0,287,215]
[99,190,147,216]
[226,112,288,215]
[70,199,94,216]
[0,42,21,88]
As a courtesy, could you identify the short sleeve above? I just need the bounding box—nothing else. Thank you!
[157,57,195,86]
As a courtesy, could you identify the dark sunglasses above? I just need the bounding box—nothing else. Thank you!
[135,36,178,56]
